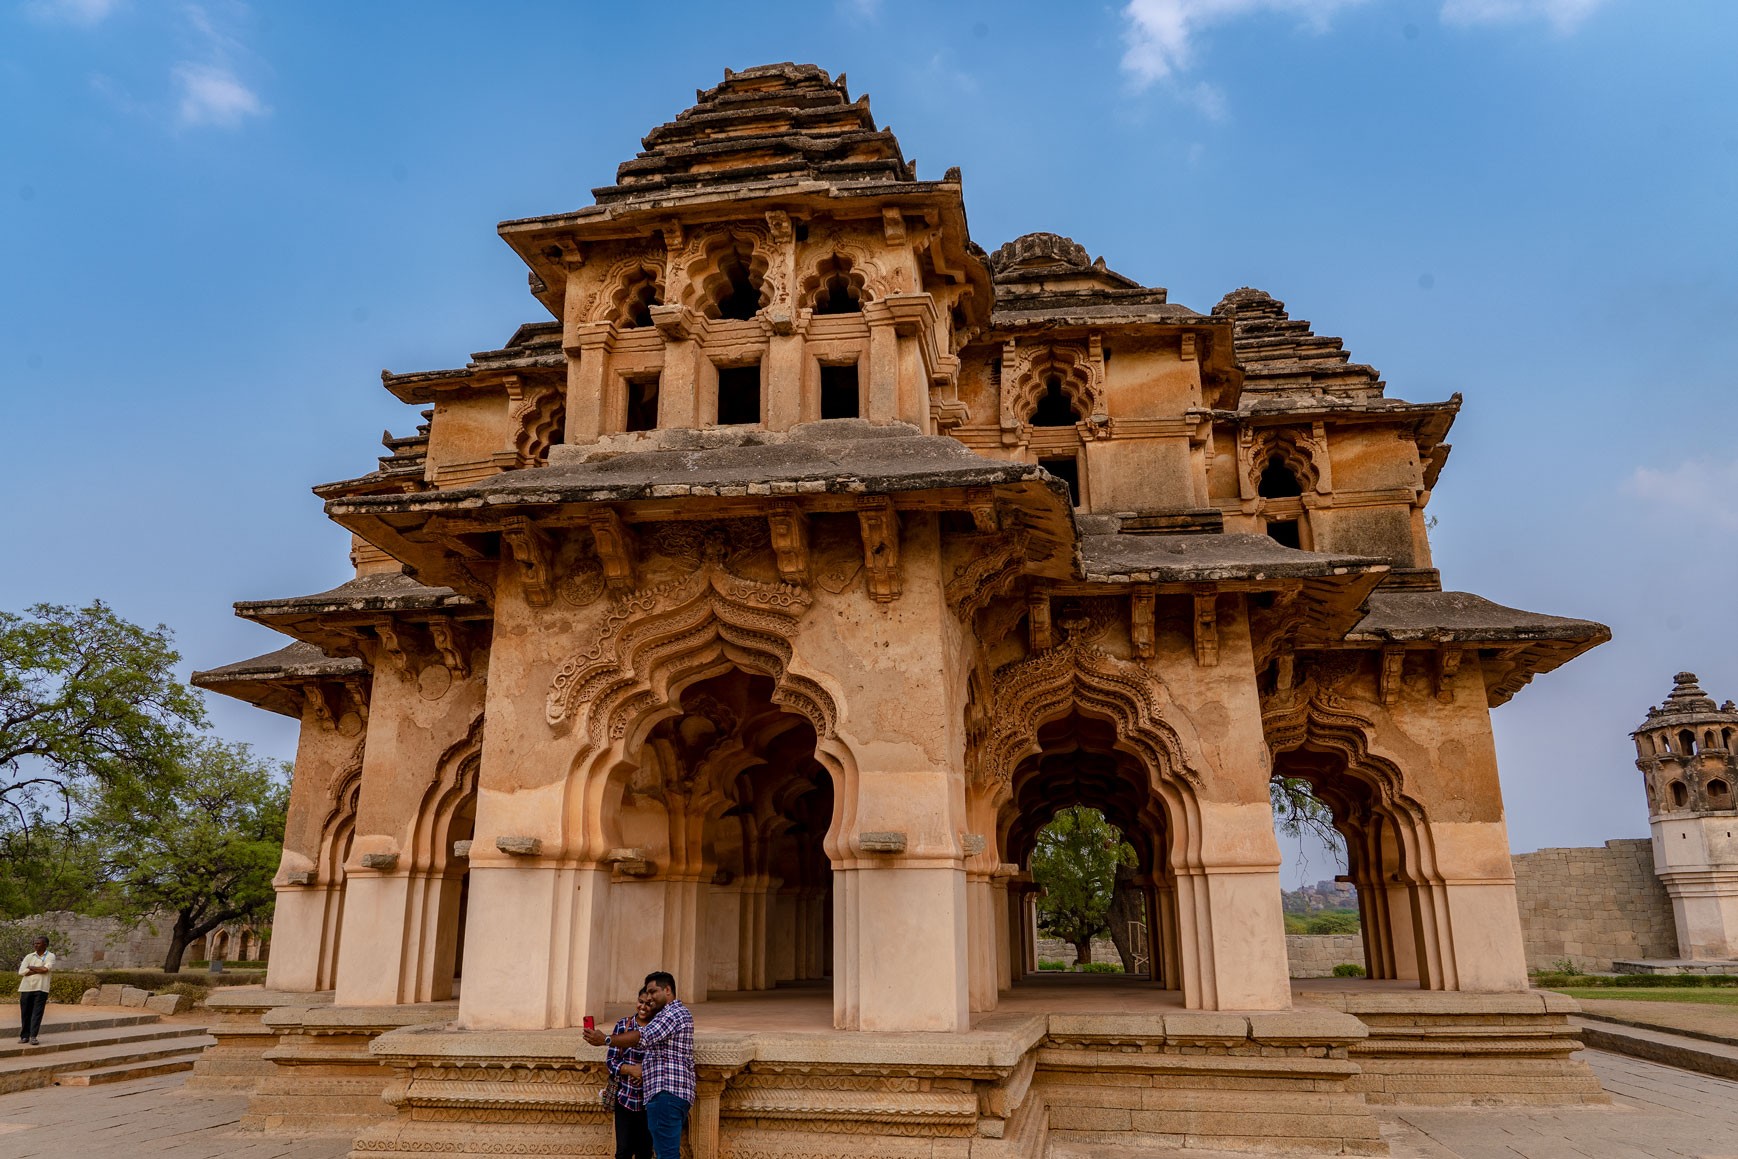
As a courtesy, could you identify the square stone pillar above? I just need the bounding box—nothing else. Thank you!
[457,864,613,1030]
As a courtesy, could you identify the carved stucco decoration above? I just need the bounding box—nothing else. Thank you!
[678,224,785,319]
[544,551,836,769]
[975,633,1198,789]
[1000,339,1107,437]
[1259,656,1420,819]
[1241,426,1324,498]
[944,529,1028,621]
[589,253,666,326]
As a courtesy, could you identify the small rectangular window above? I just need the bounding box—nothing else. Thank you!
[820,363,860,419]
[625,376,660,432]
[1039,456,1081,507]
[716,364,761,426]
[1267,519,1302,549]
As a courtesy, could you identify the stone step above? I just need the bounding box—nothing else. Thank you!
[53,1051,205,1086]
[1573,1016,1738,1082]
[0,1021,206,1060]
[0,1032,216,1094]
[0,1010,160,1038]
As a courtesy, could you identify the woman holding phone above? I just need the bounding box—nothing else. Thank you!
[607,986,656,1159]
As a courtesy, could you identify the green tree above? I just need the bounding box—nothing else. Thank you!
[1270,775,1342,852]
[83,737,288,972]
[0,601,205,817]
[0,813,105,919]
[1031,806,1136,966]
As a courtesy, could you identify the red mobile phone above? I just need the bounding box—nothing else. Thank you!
[583,1015,596,1031]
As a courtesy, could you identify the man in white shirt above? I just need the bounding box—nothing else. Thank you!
[17,936,54,1046]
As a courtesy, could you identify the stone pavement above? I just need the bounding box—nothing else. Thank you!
[2,1049,1737,1158]
[1572,995,1738,1041]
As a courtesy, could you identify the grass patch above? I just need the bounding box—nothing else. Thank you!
[1549,987,1738,1007]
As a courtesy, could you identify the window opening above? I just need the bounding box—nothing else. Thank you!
[1031,376,1082,427]
[1679,729,1698,756]
[1040,456,1081,507]
[716,251,762,321]
[820,364,860,419]
[1258,455,1305,498]
[814,271,862,315]
[1709,779,1731,806]
[619,273,661,328]
[716,364,761,426]
[625,376,660,432]
[1670,780,1689,809]
[1267,519,1302,549]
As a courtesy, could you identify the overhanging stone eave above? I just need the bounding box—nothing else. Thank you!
[191,642,368,718]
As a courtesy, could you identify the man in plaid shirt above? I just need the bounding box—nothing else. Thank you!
[585,971,695,1159]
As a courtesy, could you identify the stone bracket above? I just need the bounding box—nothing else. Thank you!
[452,840,472,860]
[373,620,411,673]
[1434,646,1462,702]
[967,487,998,533]
[359,852,399,871]
[1381,647,1406,706]
[282,869,316,887]
[500,516,555,607]
[302,684,336,730]
[1130,585,1156,660]
[1029,589,1053,652]
[766,503,809,584]
[587,509,637,592]
[605,847,654,876]
[856,497,902,602]
[428,619,469,679]
[1193,592,1219,667]
[858,831,907,854]
[496,836,543,857]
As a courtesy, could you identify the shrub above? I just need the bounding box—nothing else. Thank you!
[1304,911,1361,935]
[1080,961,1123,973]
[1531,971,1738,989]
[1283,914,1310,935]
[1037,959,1067,971]
[0,970,97,1005]
[1332,963,1366,977]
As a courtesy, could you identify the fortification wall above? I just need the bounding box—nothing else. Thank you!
[3,911,176,969]
[1512,838,1678,971]
[1036,934,1367,977]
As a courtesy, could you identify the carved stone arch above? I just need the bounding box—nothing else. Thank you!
[799,249,875,314]
[1003,343,1105,429]
[512,386,565,465]
[1248,430,1319,496]
[977,637,1200,795]
[318,739,365,884]
[1261,687,1417,818]
[547,558,843,860]
[592,255,666,327]
[406,712,484,871]
[681,226,776,319]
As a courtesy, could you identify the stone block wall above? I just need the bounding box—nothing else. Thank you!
[1034,936,1118,966]
[1512,839,1678,972]
[1286,934,1367,977]
[4,911,177,970]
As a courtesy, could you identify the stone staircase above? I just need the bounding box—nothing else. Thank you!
[0,1008,214,1093]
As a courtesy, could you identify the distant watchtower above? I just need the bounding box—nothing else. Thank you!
[1633,673,1738,961]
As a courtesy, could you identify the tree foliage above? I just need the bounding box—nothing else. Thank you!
[81,737,288,971]
[0,601,205,820]
[1270,775,1343,852]
[1031,805,1136,966]
[0,815,104,919]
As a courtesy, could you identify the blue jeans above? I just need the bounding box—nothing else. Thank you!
[645,1091,690,1159]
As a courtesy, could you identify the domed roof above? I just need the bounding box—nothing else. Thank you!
[1637,672,1738,729]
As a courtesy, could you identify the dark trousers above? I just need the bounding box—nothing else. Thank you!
[18,991,47,1041]
[614,1103,653,1159]
[645,1092,690,1159]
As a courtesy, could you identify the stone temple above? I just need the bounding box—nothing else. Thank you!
[193,64,1612,1158]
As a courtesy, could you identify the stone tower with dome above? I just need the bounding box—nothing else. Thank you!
[1633,673,1738,963]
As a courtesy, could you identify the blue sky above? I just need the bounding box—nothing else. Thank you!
[2,0,1734,878]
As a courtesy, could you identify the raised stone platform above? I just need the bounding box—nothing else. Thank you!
[186,987,334,1092]
[188,979,1609,1158]
[1612,957,1738,975]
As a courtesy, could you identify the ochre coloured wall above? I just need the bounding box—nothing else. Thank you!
[1511,839,1678,971]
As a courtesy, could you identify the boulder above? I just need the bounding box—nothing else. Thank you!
[79,987,100,1006]
[96,983,126,1005]
[119,985,150,1007]
[145,993,186,1015]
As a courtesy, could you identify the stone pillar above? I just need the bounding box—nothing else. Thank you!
[706,882,742,992]
[991,871,1013,992]
[966,870,998,1012]
[863,305,900,422]
[458,863,613,1030]
[764,331,805,430]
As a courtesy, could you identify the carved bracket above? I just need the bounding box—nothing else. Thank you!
[373,620,411,673]
[302,685,336,730]
[359,852,399,871]
[1193,593,1219,667]
[428,619,469,679]
[856,498,902,602]
[1380,647,1406,706]
[587,509,637,593]
[1029,590,1053,652]
[501,516,555,607]
[1130,586,1156,660]
[496,835,543,857]
[1434,646,1462,703]
[766,504,810,584]
[282,869,316,887]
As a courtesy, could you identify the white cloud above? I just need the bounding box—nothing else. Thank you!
[1624,459,1738,530]
[172,61,264,127]
[23,0,121,25]
[1440,0,1608,33]
[1120,0,1368,88]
